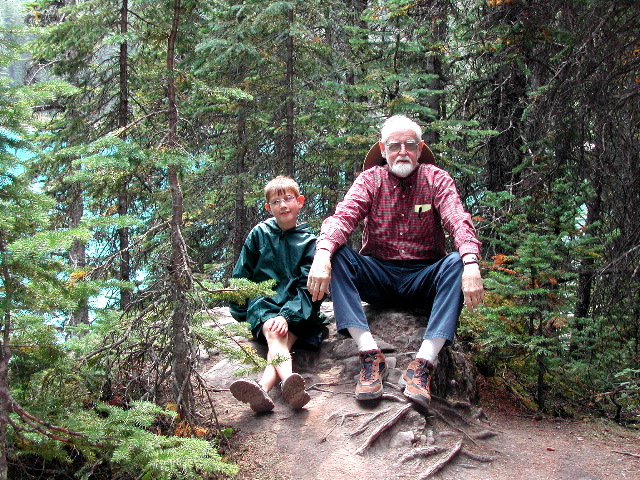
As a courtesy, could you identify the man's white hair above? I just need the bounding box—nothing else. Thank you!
[380,115,422,143]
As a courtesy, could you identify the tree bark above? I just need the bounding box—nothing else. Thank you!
[283,5,295,177]
[233,110,248,262]
[166,0,193,420]
[68,180,89,326]
[0,231,12,480]
[117,0,132,310]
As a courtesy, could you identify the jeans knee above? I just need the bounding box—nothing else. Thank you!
[443,252,463,274]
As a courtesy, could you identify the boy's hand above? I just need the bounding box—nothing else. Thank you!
[307,249,332,302]
[264,316,288,336]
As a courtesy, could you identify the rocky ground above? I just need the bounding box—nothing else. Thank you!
[200,304,640,480]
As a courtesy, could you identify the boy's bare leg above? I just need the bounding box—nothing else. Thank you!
[259,321,297,392]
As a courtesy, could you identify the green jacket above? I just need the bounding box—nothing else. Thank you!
[229,218,324,332]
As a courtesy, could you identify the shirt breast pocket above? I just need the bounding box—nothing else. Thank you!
[414,204,432,218]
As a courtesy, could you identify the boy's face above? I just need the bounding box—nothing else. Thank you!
[265,190,305,231]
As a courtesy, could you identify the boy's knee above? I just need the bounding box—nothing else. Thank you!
[262,322,277,337]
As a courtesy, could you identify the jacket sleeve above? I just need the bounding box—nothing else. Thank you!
[228,230,258,323]
[278,236,318,324]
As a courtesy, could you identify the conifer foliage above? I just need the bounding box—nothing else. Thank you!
[0,0,639,477]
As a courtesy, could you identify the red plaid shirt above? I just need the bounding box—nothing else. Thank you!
[317,164,481,260]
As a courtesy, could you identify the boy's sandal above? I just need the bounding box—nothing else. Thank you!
[229,379,274,413]
[281,373,311,409]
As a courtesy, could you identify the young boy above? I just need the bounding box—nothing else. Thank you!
[229,176,325,412]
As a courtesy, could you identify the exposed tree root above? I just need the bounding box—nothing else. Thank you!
[354,403,413,455]
[349,408,392,437]
[429,407,480,447]
[460,448,497,463]
[417,439,463,479]
[471,429,500,440]
[321,408,392,443]
[432,395,489,427]
[396,445,447,465]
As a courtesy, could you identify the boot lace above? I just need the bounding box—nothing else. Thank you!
[416,360,432,387]
[360,353,377,381]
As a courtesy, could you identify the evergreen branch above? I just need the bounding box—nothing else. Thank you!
[9,396,107,447]
[191,275,244,295]
[87,220,170,280]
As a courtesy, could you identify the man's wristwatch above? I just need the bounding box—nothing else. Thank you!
[463,254,479,266]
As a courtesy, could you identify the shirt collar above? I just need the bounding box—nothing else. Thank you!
[384,164,420,188]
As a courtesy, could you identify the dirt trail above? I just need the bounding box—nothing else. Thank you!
[201,306,640,480]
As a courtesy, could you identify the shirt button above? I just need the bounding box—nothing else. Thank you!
[399,232,403,236]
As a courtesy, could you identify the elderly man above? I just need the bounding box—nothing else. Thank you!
[307,114,484,406]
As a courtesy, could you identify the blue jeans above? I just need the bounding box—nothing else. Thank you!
[330,247,463,344]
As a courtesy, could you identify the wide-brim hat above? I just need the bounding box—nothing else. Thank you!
[362,141,436,171]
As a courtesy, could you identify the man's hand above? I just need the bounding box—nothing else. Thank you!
[263,316,288,336]
[307,249,332,302]
[462,263,484,312]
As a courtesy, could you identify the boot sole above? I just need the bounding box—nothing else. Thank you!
[355,368,388,400]
[398,377,431,406]
[282,373,311,409]
[230,379,275,413]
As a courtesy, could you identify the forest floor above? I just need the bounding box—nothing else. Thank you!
[200,306,640,480]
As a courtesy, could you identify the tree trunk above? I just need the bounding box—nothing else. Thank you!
[117,193,131,310]
[232,110,248,263]
[415,2,447,146]
[574,183,601,320]
[283,5,295,177]
[68,180,89,326]
[117,0,132,310]
[166,0,193,420]
[0,231,12,480]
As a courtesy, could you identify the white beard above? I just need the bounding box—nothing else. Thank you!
[390,159,416,178]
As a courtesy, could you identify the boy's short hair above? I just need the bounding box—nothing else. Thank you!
[264,175,300,201]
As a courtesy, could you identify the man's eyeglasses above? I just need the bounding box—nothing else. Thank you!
[269,195,297,207]
[386,141,420,153]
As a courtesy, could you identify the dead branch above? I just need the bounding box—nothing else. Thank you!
[396,446,448,465]
[354,403,413,455]
[612,450,640,459]
[417,439,463,479]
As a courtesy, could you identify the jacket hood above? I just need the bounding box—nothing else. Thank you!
[264,217,312,235]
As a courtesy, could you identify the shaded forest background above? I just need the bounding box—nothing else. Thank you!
[0,0,638,478]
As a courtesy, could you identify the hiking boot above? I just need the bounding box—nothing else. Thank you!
[229,379,275,413]
[399,358,434,407]
[281,373,311,409]
[355,349,387,400]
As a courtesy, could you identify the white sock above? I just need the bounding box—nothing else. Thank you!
[347,327,379,352]
[417,338,446,364]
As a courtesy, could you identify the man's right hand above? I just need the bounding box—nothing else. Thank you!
[307,249,332,302]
